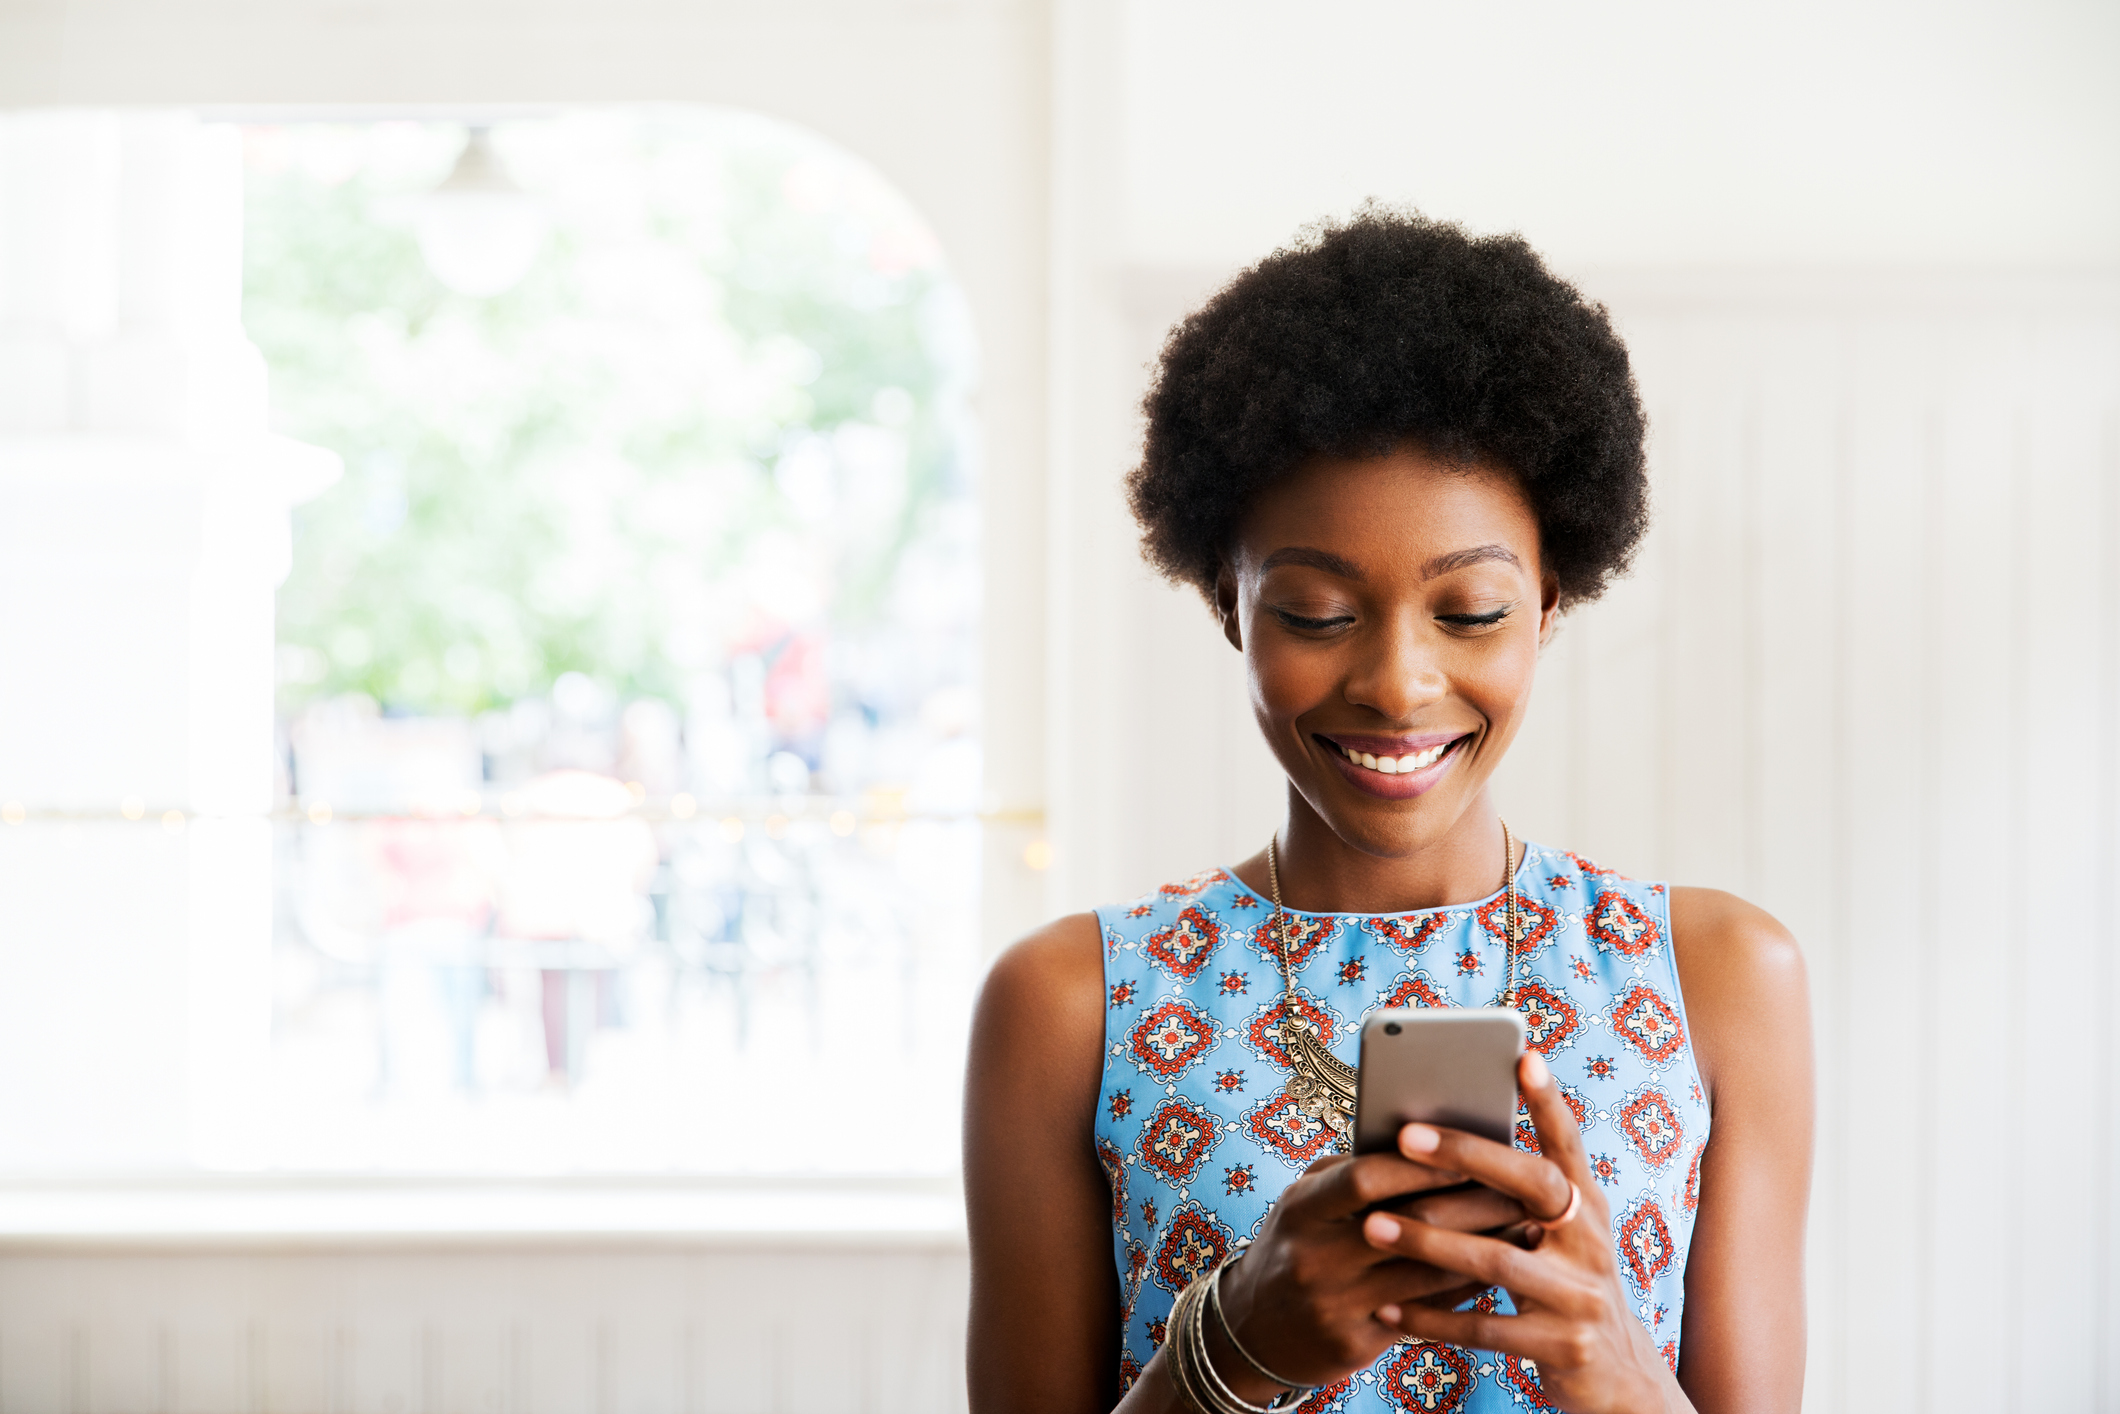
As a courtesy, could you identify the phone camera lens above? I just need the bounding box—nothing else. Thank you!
[1383,1021,1401,1035]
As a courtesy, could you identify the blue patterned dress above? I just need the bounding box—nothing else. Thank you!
[1092,843,1709,1411]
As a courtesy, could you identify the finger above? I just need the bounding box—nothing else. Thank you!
[1358,1259,1493,1313]
[1303,1150,1473,1222]
[1376,1185,1525,1235]
[1408,1278,1488,1312]
[1397,1120,1573,1222]
[1519,1051,1594,1190]
[1359,1215,1579,1309]
[1387,1305,1580,1363]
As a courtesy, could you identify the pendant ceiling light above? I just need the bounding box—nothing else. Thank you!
[413,127,548,298]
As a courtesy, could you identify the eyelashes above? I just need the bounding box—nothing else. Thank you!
[1269,605,1515,632]
[1271,609,1355,632]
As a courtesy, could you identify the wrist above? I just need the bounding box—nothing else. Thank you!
[1200,1304,1293,1407]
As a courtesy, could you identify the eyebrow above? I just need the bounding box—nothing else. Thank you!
[1258,546,1365,579]
[1257,542,1521,582]
[1421,543,1521,580]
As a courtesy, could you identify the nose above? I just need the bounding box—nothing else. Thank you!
[1341,613,1447,721]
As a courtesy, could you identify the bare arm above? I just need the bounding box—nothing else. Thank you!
[1668,887,1814,1414]
[964,913,1120,1413]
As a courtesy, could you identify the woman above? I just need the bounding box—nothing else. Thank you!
[965,209,1811,1414]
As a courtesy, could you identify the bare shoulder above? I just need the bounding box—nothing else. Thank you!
[1665,887,1811,1104]
[974,911,1106,1040]
[966,912,1108,1124]
[1667,886,1806,998]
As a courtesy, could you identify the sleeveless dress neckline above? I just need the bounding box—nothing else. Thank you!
[1219,845,1536,921]
[1090,841,1709,1411]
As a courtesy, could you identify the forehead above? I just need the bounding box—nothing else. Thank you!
[1230,448,1540,574]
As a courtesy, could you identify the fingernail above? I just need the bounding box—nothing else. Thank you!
[1365,1212,1401,1243]
[1523,1224,1544,1248]
[1522,1051,1551,1089]
[1400,1123,1440,1154]
[1377,1303,1403,1324]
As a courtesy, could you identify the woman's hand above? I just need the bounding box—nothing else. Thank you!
[1361,1051,1685,1414]
[1206,1145,1533,1402]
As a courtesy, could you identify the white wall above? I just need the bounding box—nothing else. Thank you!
[1043,7,2120,1413]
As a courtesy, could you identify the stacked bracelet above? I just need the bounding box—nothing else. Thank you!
[1165,1256,1315,1414]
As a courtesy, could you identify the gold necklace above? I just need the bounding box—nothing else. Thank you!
[1266,822,1521,1150]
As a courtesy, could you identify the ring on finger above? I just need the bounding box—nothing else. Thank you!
[1540,1181,1581,1228]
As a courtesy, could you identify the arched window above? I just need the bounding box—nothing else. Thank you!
[251,111,980,1173]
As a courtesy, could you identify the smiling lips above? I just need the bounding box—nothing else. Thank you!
[1334,741,1447,775]
[1318,732,1469,799]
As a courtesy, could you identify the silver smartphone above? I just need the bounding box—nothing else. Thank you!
[1352,1007,1527,1156]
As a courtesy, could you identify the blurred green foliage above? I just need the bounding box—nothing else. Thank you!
[247,117,967,718]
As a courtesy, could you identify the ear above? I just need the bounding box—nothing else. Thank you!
[1213,564,1243,652]
[1537,569,1562,647]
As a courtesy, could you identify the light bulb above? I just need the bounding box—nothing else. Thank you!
[413,128,549,299]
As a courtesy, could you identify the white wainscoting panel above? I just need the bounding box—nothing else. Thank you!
[0,1240,968,1414]
[1049,269,2120,1413]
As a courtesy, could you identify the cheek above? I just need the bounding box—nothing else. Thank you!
[1463,634,1541,719]
[1245,637,1331,721]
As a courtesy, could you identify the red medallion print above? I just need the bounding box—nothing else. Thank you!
[1617,1194,1675,1296]
[1585,891,1662,958]
[1160,868,1228,898]
[1681,1142,1704,1214]
[1514,1080,1593,1153]
[1142,905,1221,982]
[1364,912,1452,956]
[1312,1374,1357,1407]
[1514,980,1582,1055]
[1118,1354,1141,1392]
[1151,1199,1234,1292]
[1126,998,1220,1081]
[1477,892,1559,957]
[1617,1086,1684,1172]
[1243,992,1339,1069]
[1250,912,1338,971]
[1499,1353,1557,1410]
[1137,1095,1222,1188]
[1380,1341,1475,1413]
[1379,970,1449,1011]
[1243,1092,1339,1168]
[1610,984,1687,1066]
[1096,1137,1126,1226]
[1660,1340,1678,1372]
[1567,851,1627,881]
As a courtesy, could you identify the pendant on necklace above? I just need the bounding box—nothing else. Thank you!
[1279,1011,1359,1149]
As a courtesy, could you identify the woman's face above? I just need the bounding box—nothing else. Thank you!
[1217,447,1560,860]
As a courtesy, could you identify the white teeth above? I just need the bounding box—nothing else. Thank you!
[1342,742,1453,774]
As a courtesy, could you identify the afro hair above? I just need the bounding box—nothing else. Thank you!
[1127,205,1649,609]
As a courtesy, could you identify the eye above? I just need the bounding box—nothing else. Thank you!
[1270,608,1355,633]
[1437,606,1512,630]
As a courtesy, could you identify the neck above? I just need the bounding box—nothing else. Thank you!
[1258,787,1510,914]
